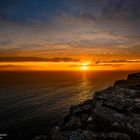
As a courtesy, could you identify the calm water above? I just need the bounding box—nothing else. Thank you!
[0,70,137,139]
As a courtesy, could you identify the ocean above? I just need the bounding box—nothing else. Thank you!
[0,70,136,139]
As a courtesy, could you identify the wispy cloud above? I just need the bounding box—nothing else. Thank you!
[94,60,140,64]
[0,0,140,69]
[69,59,140,68]
[0,56,80,62]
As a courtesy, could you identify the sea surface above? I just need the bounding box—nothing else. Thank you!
[0,70,137,139]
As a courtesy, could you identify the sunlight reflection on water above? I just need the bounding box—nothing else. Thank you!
[77,72,93,102]
[0,70,134,138]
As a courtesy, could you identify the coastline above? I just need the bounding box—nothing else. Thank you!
[47,72,140,140]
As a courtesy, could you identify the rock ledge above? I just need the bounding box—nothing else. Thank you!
[51,72,140,140]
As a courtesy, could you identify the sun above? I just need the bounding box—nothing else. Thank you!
[81,64,88,70]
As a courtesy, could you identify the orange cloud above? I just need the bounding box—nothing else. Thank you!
[0,56,80,62]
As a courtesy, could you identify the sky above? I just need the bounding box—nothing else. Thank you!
[0,0,140,71]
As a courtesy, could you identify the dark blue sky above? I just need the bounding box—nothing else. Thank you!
[0,0,139,23]
[0,0,65,23]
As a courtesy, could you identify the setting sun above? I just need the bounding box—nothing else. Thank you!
[81,64,88,70]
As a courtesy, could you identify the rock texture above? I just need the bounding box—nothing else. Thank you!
[51,72,140,140]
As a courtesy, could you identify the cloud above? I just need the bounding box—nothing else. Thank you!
[0,56,80,62]
[0,64,30,71]
[0,64,22,68]
[0,0,140,60]
[92,63,124,68]
[94,60,140,64]
[69,59,140,67]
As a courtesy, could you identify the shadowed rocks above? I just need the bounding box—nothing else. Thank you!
[34,72,140,140]
[50,72,140,140]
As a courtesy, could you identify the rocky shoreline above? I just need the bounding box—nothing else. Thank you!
[34,72,140,140]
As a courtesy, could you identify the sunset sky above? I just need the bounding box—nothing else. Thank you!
[0,0,140,71]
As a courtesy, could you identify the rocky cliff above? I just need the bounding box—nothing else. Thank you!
[51,72,140,140]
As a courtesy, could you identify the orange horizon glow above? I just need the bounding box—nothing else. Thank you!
[0,60,140,71]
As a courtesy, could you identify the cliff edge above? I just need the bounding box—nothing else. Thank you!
[51,72,140,140]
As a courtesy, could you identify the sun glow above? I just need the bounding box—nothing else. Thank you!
[0,60,140,71]
[81,64,88,70]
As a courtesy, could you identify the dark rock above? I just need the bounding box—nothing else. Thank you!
[51,127,68,140]
[114,73,140,90]
[114,79,128,87]
[82,130,97,140]
[93,106,127,132]
[51,72,140,140]
[127,113,140,138]
[32,135,48,140]
[127,73,140,80]
[69,131,84,140]
[96,132,131,140]
[63,116,82,130]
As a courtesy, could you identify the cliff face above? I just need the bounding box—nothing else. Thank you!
[51,72,140,140]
